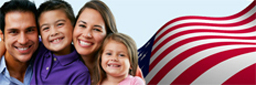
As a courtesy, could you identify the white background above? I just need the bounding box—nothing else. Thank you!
[0,0,253,48]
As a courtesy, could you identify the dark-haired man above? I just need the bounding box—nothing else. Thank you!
[0,0,39,84]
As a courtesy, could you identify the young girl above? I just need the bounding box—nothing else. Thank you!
[30,0,90,84]
[95,33,145,85]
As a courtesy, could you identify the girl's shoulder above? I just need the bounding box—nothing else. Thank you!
[119,75,145,85]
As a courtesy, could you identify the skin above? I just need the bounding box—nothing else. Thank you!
[101,40,131,85]
[73,8,107,75]
[0,30,5,56]
[39,10,73,55]
[2,11,39,82]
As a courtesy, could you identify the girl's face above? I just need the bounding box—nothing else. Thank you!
[39,10,73,55]
[73,8,106,57]
[101,40,130,77]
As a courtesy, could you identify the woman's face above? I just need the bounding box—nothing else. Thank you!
[73,8,106,57]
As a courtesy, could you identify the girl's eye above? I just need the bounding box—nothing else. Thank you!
[79,24,86,28]
[119,54,125,57]
[106,53,111,56]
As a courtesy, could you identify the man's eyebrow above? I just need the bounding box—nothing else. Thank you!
[26,26,37,30]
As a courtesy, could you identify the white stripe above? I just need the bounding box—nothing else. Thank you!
[156,45,256,84]
[191,52,256,85]
[155,6,256,39]
[153,19,256,50]
[150,31,256,64]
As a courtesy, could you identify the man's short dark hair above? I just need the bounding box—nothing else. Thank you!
[0,0,38,34]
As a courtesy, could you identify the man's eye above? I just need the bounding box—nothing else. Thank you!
[27,28,35,33]
[9,31,17,34]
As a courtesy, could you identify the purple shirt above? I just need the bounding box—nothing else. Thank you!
[31,43,91,85]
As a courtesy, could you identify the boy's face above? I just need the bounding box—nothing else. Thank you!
[101,40,130,77]
[39,10,73,55]
[4,11,39,62]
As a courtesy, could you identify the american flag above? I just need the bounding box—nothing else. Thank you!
[138,1,256,84]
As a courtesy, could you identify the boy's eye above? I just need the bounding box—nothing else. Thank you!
[79,24,86,28]
[42,27,49,31]
[57,23,64,27]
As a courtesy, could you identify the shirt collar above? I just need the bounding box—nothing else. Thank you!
[53,50,80,66]
[0,56,6,74]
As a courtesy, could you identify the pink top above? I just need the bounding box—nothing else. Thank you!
[119,75,145,85]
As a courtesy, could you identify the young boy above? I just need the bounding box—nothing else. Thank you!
[30,0,90,84]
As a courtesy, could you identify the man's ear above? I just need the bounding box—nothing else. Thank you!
[0,30,3,42]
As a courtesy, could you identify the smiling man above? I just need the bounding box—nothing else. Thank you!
[0,0,39,84]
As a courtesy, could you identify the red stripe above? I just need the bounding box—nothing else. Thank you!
[150,35,256,72]
[223,63,256,85]
[153,13,256,47]
[171,47,256,84]
[155,1,255,37]
[151,25,256,57]
[148,42,256,84]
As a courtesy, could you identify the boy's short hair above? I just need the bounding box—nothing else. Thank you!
[38,0,75,26]
[0,0,38,34]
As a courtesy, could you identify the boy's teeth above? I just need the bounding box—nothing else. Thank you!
[18,47,28,50]
[80,41,91,45]
[53,39,60,42]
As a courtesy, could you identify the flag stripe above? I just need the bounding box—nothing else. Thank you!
[223,63,256,84]
[139,1,256,84]
[191,52,256,84]
[171,47,256,84]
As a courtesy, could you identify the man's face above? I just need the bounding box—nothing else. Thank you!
[4,11,38,62]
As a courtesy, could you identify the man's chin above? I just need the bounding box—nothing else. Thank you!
[14,54,33,63]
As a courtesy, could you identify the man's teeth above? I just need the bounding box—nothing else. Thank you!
[18,47,28,50]
[53,39,60,42]
[80,41,91,45]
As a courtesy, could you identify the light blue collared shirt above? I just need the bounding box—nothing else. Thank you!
[0,56,32,85]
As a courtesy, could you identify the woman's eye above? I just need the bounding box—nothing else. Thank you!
[79,24,86,28]
[93,28,101,32]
